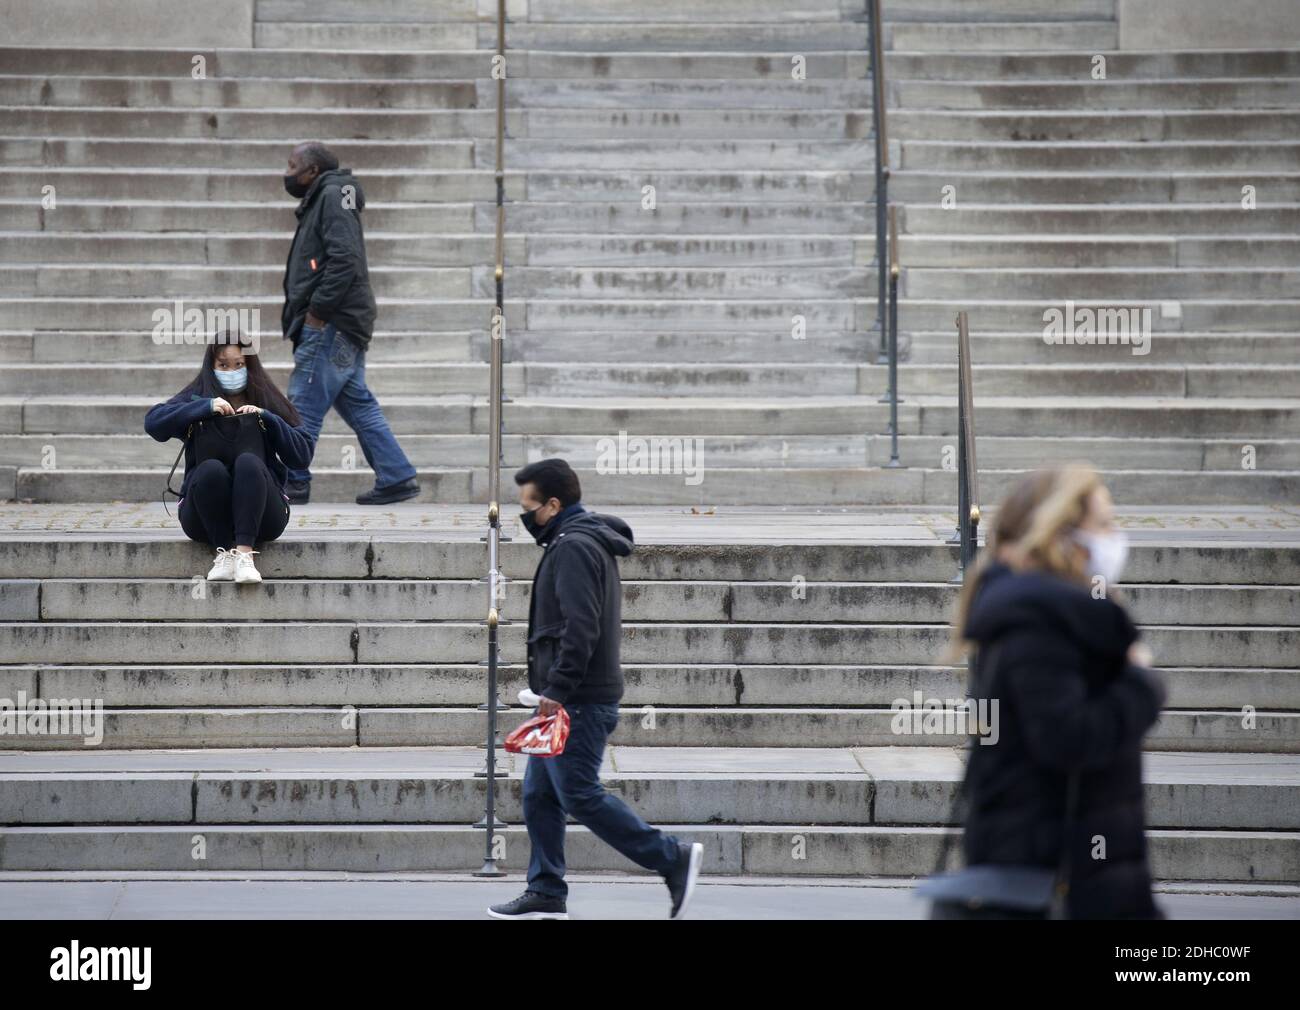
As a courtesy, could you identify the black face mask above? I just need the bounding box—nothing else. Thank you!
[520,504,550,543]
[283,172,311,198]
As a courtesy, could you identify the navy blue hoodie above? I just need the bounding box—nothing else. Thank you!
[145,389,314,499]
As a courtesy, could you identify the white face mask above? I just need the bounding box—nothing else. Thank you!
[1074,529,1129,584]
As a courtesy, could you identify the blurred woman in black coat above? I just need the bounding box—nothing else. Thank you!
[946,465,1166,919]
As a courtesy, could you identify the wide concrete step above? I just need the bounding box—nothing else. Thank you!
[0,137,477,170]
[506,139,873,170]
[897,140,1300,172]
[1,821,1290,880]
[254,22,480,52]
[904,331,1300,366]
[7,467,475,504]
[0,265,472,299]
[0,232,514,267]
[13,577,1296,627]
[0,536,1292,586]
[893,109,1300,142]
[0,620,1293,668]
[896,78,1300,111]
[905,267,1300,300]
[2,394,482,436]
[886,21,1118,52]
[7,430,1300,476]
[891,171,1300,204]
[885,50,1300,82]
[498,201,874,233]
[508,79,873,109]
[0,201,474,234]
[11,661,1296,710]
[0,704,1293,752]
[10,464,1297,506]
[490,22,870,52]
[0,107,502,140]
[6,359,1295,399]
[0,47,870,81]
[0,168,518,203]
[896,298,1300,333]
[0,75,482,109]
[2,748,1293,830]
[0,330,476,365]
[0,297,494,331]
[898,235,1300,269]
[0,168,874,204]
[4,394,1297,439]
[0,361,503,396]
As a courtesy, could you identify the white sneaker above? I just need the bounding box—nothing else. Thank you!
[206,548,236,582]
[233,549,262,584]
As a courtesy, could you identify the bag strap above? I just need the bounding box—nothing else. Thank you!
[162,422,195,517]
[932,643,998,875]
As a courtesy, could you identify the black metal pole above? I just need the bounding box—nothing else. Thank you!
[868,0,889,364]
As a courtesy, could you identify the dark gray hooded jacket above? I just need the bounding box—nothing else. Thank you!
[526,505,634,705]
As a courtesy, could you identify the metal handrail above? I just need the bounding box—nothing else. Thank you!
[474,0,509,878]
[953,311,981,580]
[884,203,901,467]
[868,0,890,364]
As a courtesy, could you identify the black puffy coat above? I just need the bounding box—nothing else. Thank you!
[959,561,1166,919]
[525,504,634,706]
[280,167,377,350]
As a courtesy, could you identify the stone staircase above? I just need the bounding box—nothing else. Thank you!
[2,0,1295,506]
[0,0,1297,889]
[0,523,1296,878]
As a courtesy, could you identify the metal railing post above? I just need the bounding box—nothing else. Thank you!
[473,0,510,878]
[885,203,902,467]
[868,0,890,364]
[950,310,981,582]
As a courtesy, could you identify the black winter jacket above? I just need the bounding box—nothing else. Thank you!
[526,504,634,706]
[960,561,1166,919]
[280,167,377,350]
[145,390,314,499]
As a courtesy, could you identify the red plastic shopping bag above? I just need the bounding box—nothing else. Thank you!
[504,706,570,756]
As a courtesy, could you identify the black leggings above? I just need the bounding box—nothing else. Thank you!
[179,454,291,549]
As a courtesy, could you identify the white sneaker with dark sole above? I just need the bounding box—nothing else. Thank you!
[486,890,569,919]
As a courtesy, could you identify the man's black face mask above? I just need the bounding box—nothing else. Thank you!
[520,503,550,541]
[283,171,311,198]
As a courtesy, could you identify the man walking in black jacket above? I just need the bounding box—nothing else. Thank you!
[279,141,420,505]
[488,458,704,920]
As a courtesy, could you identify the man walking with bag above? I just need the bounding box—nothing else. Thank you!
[488,458,704,920]
[279,141,420,505]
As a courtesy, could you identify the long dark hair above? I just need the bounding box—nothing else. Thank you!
[184,336,301,427]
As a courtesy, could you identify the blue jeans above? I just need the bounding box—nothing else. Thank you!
[522,702,681,898]
[285,322,417,488]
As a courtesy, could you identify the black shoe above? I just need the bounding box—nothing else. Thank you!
[666,841,704,919]
[285,480,310,505]
[486,890,569,920]
[355,478,420,506]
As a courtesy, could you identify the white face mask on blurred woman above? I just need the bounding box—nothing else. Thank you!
[1073,528,1130,584]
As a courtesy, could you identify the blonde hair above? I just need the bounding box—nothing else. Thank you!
[945,464,1105,663]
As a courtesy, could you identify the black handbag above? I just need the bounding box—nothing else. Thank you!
[915,644,1081,920]
[165,411,267,502]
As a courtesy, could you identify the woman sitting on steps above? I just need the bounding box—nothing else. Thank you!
[146,338,314,584]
